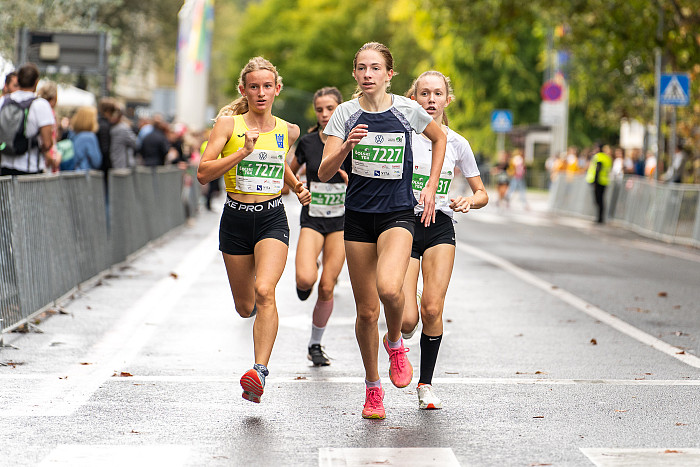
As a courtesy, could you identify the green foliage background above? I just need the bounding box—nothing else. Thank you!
[1,0,698,160]
[213,0,699,159]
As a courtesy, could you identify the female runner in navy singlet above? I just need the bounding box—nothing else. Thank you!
[319,42,446,419]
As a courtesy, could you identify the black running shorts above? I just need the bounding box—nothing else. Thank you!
[219,195,290,255]
[299,206,344,236]
[411,211,456,259]
[344,208,415,243]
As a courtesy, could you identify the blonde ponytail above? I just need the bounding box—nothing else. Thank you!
[215,56,282,120]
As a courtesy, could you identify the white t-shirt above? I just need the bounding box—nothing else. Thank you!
[411,128,479,220]
[0,90,55,173]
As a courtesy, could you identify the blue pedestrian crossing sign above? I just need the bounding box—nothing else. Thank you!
[660,74,690,106]
[491,110,513,133]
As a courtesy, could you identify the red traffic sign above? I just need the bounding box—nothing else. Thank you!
[541,80,563,101]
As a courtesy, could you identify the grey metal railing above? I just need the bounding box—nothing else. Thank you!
[549,175,700,248]
[1,166,193,334]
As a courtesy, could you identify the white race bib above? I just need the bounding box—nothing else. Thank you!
[235,149,285,193]
[411,162,453,209]
[309,181,346,217]
[352,131,405,180]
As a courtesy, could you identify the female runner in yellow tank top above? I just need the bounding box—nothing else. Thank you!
[197,57,311,404]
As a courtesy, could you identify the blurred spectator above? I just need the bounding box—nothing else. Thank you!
[565,146,580,180]
[644,150,657,179]
[506,149,529,209]
[137,115,155,146]
[69,106,102,171]
[491,150,510,209]
[662,145,685,183]
[36,81,61,172]
[0,63,55,175]
[109,105,138,169]
[611,146,624,181]
[140,119,170,166]
[2,71,18,96]
[586,144,612,224]
[631,148,645,176]
[97,98,116,170]
[168,122,188,165]
[550,152,566,181]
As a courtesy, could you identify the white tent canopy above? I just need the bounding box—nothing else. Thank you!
[56,84,96,108]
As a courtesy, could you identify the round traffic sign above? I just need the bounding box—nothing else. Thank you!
[541,81,563,101]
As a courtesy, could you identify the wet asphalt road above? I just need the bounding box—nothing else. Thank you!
[1,189,699,467]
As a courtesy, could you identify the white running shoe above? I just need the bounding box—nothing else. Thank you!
[402,290,423,340]
[417,383,442,410]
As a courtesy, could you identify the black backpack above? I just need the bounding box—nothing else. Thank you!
[0,97,38,157]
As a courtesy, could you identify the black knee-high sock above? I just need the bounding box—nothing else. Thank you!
[419,332,442,385]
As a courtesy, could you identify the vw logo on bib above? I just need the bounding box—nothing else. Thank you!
[375,135,384,144]
[259,152,267,160]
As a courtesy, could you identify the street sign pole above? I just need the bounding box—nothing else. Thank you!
[654,6,663,180]
[497,133,505,155]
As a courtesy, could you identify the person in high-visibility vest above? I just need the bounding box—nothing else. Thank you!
[586,144,613,223]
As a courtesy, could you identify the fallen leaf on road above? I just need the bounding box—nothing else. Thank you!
[664,450,681,454]
[677,351,686,355]
[113,372,133,377]
[533,416,544,419]
[446,319,453,323]
[294,376,307,380]
[615,409,628,413]
[79,362,92,365]
[515,333,524,337]
[535,371,547,375]
[590,338,597,345]
[170,272,179,279]
[675,423,688,426]
[130,430,140,434]
[59,376,68,379]
[658,291,668,297]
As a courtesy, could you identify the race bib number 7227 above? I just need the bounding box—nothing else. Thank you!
[352,131,405,180]
[235,149,285,193]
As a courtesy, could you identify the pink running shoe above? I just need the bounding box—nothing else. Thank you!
[383,333,413,388]
[362,386,385,419]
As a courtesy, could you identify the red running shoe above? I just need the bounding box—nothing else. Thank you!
[240,366,266,403]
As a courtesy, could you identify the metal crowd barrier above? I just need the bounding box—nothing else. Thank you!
[1,166,193,335]
[549,175,700,248]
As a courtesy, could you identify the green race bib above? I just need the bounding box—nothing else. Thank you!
[235,149,286,193]
[309,181,346,217]
[412,162,453,209]
[352,131,405,179]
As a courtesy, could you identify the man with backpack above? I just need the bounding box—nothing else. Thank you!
[0,63,56,175]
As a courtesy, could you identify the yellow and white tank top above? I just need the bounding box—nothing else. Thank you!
[221,115,289,195]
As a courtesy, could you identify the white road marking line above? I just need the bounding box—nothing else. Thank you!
[319,447,460,467]
[456,242,700,369]
[102,375,700,386]
[38,445,192,467]
[581,448,700,467]
[0,226,220,417]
